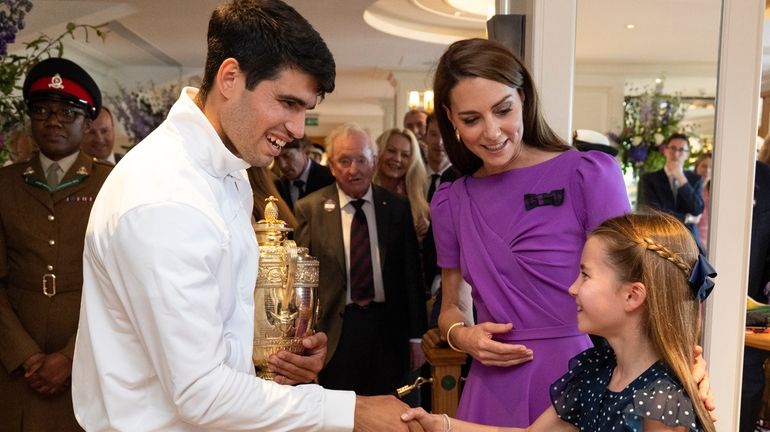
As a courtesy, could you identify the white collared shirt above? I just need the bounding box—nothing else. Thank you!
[336,185,386,304]
[73,87,354,432]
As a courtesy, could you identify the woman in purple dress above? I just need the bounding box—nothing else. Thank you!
[430,38,632,427]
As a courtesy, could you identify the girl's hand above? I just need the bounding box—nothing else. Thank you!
[401,407,446,432]
[452,322,533,367]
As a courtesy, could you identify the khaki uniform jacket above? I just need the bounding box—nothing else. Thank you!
[0,152,112,431]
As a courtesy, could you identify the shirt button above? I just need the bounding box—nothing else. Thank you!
[47,265,54,271]
[48,214,55,221]
[48,240,55,246]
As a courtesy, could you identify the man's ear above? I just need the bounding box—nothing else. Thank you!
[216,58,241,100]
[82,118,93,134]
[624,281,647,312]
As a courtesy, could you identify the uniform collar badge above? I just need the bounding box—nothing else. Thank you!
[76,166,88,175]
[23,166,35,176]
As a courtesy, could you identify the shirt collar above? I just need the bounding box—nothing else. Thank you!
[427,161,452,177]
[298,159,312,183]
[337,184,374,210]
[39,150,80,176]
[169,87,250,179]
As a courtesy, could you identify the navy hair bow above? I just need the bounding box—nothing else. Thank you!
[688,254,717,302]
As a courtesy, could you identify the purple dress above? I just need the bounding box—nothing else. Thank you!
[431,149,631,427]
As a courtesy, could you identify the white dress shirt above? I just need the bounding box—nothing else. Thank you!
[72,87,355,431]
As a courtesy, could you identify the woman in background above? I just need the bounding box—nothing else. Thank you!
[374,128,431,242]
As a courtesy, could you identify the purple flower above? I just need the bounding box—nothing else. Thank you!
[628,144,649,163]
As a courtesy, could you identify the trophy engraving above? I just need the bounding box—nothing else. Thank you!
[252,197,319,379]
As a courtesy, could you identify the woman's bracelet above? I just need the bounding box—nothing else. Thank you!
[445,321,466,353]
[442,413,452,432]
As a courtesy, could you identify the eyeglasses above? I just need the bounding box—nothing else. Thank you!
[667,146,690,154]
[28,105,86,124]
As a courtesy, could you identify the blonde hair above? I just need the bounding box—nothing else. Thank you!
[373,128,430,227]
[590,212,715,432]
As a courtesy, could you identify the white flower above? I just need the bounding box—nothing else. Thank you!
[631,136,643,146]
[654,133,665,145]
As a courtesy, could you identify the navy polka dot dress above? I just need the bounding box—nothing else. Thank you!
[550,346,701,431]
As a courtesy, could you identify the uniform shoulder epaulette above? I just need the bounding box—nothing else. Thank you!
[92,158,115,168]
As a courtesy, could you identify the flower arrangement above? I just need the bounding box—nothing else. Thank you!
[608,81,695,176]
[0,0,105,165]
[108,81,181,149]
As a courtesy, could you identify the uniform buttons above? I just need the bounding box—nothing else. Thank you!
[48,214,55,221]
[47,265,54,271]
[48,240,56,246]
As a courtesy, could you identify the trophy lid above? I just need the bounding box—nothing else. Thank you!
[253,196,292,245]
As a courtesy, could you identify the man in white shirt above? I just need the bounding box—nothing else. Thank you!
[80,107,123,164]
[72,1,423,431]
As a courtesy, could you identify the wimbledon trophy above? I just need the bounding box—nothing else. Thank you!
[252,196,319,380]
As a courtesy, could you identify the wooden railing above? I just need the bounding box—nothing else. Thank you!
[422,340,468,416]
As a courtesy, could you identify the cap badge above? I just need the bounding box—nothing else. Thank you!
[48,74,64,90]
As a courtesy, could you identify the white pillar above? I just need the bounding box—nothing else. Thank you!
[494,0,577,142]
[705,1,765,430]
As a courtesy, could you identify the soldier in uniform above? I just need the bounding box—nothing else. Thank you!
[0,57,111,431]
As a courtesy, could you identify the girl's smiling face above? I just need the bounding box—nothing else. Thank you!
[568,236,631,338]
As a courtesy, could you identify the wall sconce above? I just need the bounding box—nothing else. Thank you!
[408,90,434,113]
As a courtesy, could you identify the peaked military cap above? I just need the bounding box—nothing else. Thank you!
[573,129,618,157]
[23,57,102,119]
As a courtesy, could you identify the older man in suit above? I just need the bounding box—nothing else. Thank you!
[0,57,112,431]
[639,133,705,251]
[274,137,334,211]
[294,123,427,396]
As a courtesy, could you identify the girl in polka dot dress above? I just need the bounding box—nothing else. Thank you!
[402,213,717,432]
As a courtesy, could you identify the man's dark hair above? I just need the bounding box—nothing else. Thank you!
[664,133,690,148]
[198,0,335,103]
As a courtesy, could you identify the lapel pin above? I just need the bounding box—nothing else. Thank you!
[323,199,336,212]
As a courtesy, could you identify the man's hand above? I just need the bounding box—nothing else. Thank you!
[269,332,327,385]
[26,352,71,396]
[354,395,424,432]
[22,352,45,376]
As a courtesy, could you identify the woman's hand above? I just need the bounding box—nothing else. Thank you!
[451,322,533,367]
[415,218,429,243]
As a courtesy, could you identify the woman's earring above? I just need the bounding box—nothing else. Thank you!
[454,128,462,143]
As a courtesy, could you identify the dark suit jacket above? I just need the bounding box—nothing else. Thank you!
[293,184,427,374]
[275,160,334,210]
[749,161,770,301]
[640,168,705,248]
[422,165,462,304]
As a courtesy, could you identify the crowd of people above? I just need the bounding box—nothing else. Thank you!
[1,0,768,431]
